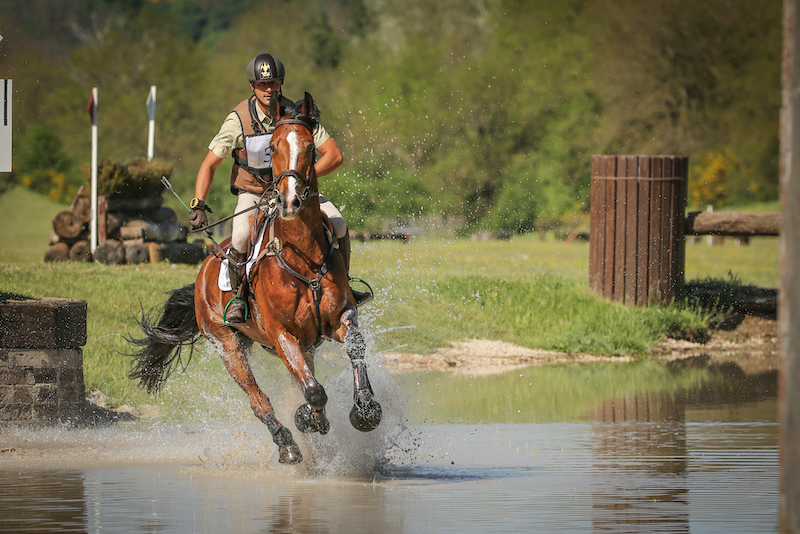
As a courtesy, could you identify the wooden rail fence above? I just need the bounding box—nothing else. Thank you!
[589,154,780,310]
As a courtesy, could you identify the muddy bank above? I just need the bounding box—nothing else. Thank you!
[382,315,779,376]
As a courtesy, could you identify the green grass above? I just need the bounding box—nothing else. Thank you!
[0,187,70,263]
[0,188,781,414]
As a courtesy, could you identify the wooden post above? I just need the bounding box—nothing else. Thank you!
[589,155,687,306]
[780,0,800,531]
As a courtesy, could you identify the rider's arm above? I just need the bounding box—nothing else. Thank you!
[315,138,343,178]
[194,150,224,201]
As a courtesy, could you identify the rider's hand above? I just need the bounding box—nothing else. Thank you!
[189,208,208,231]
[189,198,212,232]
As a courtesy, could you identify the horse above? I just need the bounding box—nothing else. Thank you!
[128,92,382,464]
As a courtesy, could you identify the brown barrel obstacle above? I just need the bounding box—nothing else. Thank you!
[0,298,87,423]
[589,155,688,306]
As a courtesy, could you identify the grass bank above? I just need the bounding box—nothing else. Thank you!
[0,187,780,413]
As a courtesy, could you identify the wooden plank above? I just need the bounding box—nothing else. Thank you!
[636,156,652,306]
[660,156,675,303]
[674,157,688,300]
[780,3,800,528]
[648,157,663,303]
[613,156,628,302]
[685,211,781,235]
[603,156,617,299]
[624,155,639,305]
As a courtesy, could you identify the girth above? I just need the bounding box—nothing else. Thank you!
[255,214,339,341]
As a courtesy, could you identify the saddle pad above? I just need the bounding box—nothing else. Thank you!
[217,217,268,292]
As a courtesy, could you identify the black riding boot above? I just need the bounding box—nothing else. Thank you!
[226,248,248,325]
[338,230,373,307]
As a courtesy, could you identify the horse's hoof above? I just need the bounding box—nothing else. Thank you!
[278,444,303,464]
[294,403,330,435]
[350,397,382,432]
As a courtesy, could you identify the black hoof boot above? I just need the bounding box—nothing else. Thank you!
[350,390,382,432]
[294,403,330,435]
[271,422,303,464]
[279,444,303,464]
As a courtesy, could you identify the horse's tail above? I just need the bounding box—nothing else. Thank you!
[127,283,201,394]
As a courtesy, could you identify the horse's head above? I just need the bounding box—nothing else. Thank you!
[269,92,319,220]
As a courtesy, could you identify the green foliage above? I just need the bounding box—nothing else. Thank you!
[306,12,343,69]
[13,121,82,203]
[690,150,739,208]
[2,0,783,234]
[97,157,172,198]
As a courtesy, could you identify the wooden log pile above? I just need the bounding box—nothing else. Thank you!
[45,188,208,264]
[45,186,93,262]
[94,194,208,265]
[44,159,209,264]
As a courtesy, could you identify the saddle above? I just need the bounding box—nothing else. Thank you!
[215,207,338,293]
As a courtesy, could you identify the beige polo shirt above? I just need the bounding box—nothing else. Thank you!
[208,97,331,159]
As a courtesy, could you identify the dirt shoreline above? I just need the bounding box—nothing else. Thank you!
[381,315,780,376]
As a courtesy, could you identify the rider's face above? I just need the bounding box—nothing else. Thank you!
[251,79,283,112]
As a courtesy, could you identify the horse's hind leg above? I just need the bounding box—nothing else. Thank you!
[213,329,303,464]
[340,309,382,432]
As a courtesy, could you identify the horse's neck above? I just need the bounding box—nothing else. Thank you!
[275,204,327,265]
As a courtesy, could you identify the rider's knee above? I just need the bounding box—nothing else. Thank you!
[231,230,248,253]
[331,217,347,239]
[321,201,347,239]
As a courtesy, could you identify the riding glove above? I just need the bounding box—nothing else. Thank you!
[189,208,208,231]
[189,199,212,232]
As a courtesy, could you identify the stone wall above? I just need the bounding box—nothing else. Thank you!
[0,298,87,423]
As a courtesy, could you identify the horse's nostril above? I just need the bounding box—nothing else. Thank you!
[292,197,301,209]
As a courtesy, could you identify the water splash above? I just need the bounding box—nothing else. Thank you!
[284,318,411,479]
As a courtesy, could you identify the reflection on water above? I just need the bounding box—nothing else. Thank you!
[0,362,778,534]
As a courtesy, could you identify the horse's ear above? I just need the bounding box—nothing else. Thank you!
[269,92,280,121]
[301,92,314,118]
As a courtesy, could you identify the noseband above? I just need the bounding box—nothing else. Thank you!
[272,117,318,202]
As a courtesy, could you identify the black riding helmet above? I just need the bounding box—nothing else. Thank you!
[246,53,286,83]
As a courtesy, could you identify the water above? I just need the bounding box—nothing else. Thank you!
[0,363,778,533]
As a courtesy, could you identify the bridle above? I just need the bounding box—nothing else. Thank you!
[271,117,319,203]
[264,115,335,340]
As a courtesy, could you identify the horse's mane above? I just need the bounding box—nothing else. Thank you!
[279,94,320,131]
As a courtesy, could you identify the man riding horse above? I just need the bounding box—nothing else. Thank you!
[189,53,371,325]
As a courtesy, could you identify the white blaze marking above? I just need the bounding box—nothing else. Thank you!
[284,130,302,207]
[287,131,301,170]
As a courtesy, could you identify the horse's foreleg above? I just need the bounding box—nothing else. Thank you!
[276,332,330,435]
[340,308,382,432]
[214,330,302,464]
